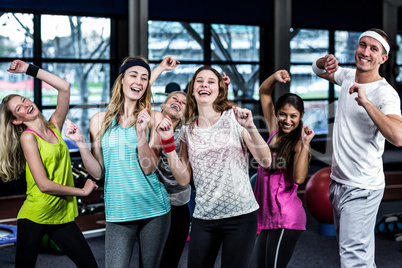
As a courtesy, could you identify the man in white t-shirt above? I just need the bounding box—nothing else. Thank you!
[312,28,402,267]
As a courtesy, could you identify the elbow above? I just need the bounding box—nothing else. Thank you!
[37,183,52,194]
[293,173,307,185]
[393,137,402,147]
[177,177,190,187]
[178,180,189,187]
[61,82,71,95]
[258,156,272,169]
[293,177,306,185]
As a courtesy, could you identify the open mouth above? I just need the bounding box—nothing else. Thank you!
[282,123,293,130]
[130,85,142,93]
[27,106,33,114]
[198,90,211,96]
[170,104,180,112]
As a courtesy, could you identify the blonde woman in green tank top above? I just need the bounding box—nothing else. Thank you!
[0,60,99,268]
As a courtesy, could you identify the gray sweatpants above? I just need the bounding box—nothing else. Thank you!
[105,212,171,268]
[329,180,383,268]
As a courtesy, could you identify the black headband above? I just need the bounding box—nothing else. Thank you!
[119,60,151,78]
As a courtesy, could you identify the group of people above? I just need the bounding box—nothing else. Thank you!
[0,27,400,268]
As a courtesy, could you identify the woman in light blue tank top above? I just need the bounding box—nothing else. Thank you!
[66,56,180,268]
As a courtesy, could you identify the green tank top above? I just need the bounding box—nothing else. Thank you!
[17,127,78,224]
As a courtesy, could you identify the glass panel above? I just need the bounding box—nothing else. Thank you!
[0,13,33,58]
[212,64,260,100]
[396,66,402,82]
[0,62,34,101]
[303,100,329,135]
[148,21,203,61]
[290,65,329,99]
[43,107,105,149]
[397,34,402,65]
[41,15,111,59]
[335,31,360,64]
[41,63,110,106]
[290,29,328,63]
[211,24,260,62]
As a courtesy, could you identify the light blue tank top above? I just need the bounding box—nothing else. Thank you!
[101,119,170,222]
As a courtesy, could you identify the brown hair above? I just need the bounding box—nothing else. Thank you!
[184,66,234,128]
[269,93,310,173]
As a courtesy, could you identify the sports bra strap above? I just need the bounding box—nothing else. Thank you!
[25,128,58,141]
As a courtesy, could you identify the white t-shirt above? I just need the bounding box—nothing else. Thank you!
[180,109,259,220]
[331,67,401,190]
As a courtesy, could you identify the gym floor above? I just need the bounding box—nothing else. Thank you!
[1,200,401,268]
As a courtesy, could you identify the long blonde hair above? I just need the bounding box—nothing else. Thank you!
[98,56,153,138]
[0,94,49,182]
[184,66,234,128]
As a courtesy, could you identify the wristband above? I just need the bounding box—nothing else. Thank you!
[161,136,176,153]
[26,64,40,77]
[224,82,229,89]
[312,60,326,75]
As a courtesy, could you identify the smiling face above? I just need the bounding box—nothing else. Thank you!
[276,104,302,134]
[7,95,38,125]
[355,36,388,73]
[162,92,187,120]
[121,65,149,101]
[192,70,220,105]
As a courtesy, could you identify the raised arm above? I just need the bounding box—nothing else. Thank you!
[149,57,180,86]
[156,116,191,186]
[349,84,402,147]
[136,109,164,175]
[292,126,315,184]
[312,54,339,84]
[7,60,70,131]
[65,113,105,180]
[259,70,291,133]
[21,132,98,196]
[233,107,271,169]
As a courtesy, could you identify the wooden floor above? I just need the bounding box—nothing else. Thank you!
[0,188,106,232]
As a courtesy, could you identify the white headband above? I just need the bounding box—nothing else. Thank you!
[359,31,390,55]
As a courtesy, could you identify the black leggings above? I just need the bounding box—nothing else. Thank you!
[15,219,98,268]
[160,204,191,268]
[188,211,257,268]
[249,228,303,268]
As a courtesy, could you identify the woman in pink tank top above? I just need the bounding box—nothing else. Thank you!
[249,70,315,268]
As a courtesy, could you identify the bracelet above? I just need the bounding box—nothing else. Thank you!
[161,136,176,153]
[312,60,326,75]
[26,64,40,77]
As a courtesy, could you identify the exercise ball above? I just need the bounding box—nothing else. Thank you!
[304,167,334,224]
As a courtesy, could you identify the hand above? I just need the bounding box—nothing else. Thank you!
[323,54,338,77]
[222,72,231,86]
[156,115,174,140]
[233,106,255,129]
[7,60,29,74]
[159,57,180,71]
[302,125,315,145]
[65,119,85,143]
[82,179,98,196]
[273,70,291,83]
[349,84,369,107]
[136,108,151,133]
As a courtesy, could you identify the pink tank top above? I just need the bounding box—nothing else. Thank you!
[254,129,306,230]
